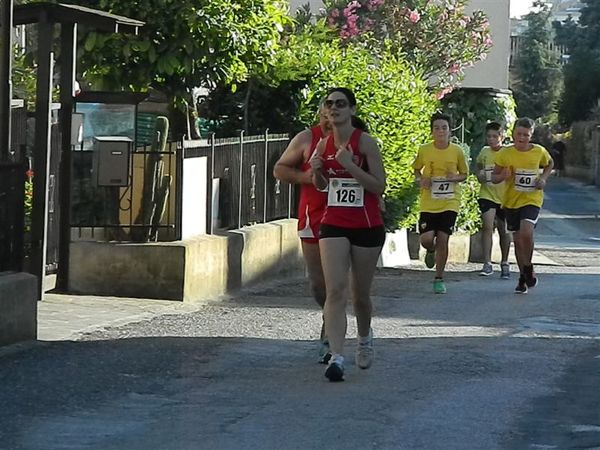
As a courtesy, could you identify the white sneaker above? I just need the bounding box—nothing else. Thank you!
[355,329,374,369]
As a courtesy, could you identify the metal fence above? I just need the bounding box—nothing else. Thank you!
[70,131,293,241]
[0,106,28,272]
[183,131,293,233]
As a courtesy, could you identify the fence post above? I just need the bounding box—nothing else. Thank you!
[209,132,215,234]
[174,139,184,240]
[288,182,292,219]
[238,130,244,229]
[263,128,269,223]
[593,125,600,187]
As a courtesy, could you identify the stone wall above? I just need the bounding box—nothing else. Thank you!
[69,219,303,302]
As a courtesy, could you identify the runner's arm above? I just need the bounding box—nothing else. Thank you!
[310,139,328,191]
[492,163,510,184]
[273,129,312,185]
[536,157,554,189]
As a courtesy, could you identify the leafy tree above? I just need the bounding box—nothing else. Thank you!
[442,89,517,159]
[322,0,492,95]
[554,0,600,124]
[67,0,290,136]
[197,79,308,137]
[511,1,562,121]
[196,17,340,136]
[12,50,37,110]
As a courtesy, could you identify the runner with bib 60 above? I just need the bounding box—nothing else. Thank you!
[492,117,553,294]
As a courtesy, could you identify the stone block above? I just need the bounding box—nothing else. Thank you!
[0,272,37,346]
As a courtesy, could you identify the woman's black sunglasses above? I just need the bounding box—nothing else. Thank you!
[324,99,349,109]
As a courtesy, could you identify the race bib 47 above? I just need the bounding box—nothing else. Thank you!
[431,177,455,199]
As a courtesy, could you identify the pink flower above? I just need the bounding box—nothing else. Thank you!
[330,8,340,18]
[347,16,358,26]
[408,9,420,23]
[436,86,453,100]
[448,63,460,74]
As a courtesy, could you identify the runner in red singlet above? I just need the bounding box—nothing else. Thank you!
[273,106,332,362]
[310,87,386,382]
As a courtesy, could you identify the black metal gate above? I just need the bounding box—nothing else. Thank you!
[44,124,61,273]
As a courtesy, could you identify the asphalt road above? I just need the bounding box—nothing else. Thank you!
[1,176,599,450]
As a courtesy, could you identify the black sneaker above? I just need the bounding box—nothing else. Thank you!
[325,361,344,382]
[500,263,510,279]
[515,275,528,294]
[524,264,538,288]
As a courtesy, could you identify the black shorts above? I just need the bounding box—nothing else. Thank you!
[418,211,458,235]
[319,224,386,247]
[478,198,505,221]
[503,205,540,232]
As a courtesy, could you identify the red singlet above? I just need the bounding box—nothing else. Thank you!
[297,126,327,243]
[320,129,383,229]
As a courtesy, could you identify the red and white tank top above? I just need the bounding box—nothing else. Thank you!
[297,126,327,235]
[320,129,383,229]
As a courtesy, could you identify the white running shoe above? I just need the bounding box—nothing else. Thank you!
[355,329,374,369]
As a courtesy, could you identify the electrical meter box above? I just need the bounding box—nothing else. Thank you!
[92,136,132,187]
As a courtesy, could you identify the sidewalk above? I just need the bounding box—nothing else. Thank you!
[38,293,204,341]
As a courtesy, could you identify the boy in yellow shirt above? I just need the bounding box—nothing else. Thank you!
[412,112,469,294]
[476,122,511,278]
[493,117,553,294]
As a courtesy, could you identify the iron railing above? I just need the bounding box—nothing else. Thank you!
[183,131,292,233]
[71,141,180,242]
[70,131,293,241]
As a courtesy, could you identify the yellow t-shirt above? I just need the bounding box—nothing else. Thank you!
[476,146,505,204]
[495,144,552,209]
[412,142,469,213]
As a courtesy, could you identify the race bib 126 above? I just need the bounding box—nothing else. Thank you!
[327,178,364,207]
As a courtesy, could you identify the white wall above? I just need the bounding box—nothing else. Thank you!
[182,156,208,238]
[461,0,510,90]
[287,0,510,90]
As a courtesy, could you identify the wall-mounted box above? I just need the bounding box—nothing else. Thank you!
[92,136,132,187]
